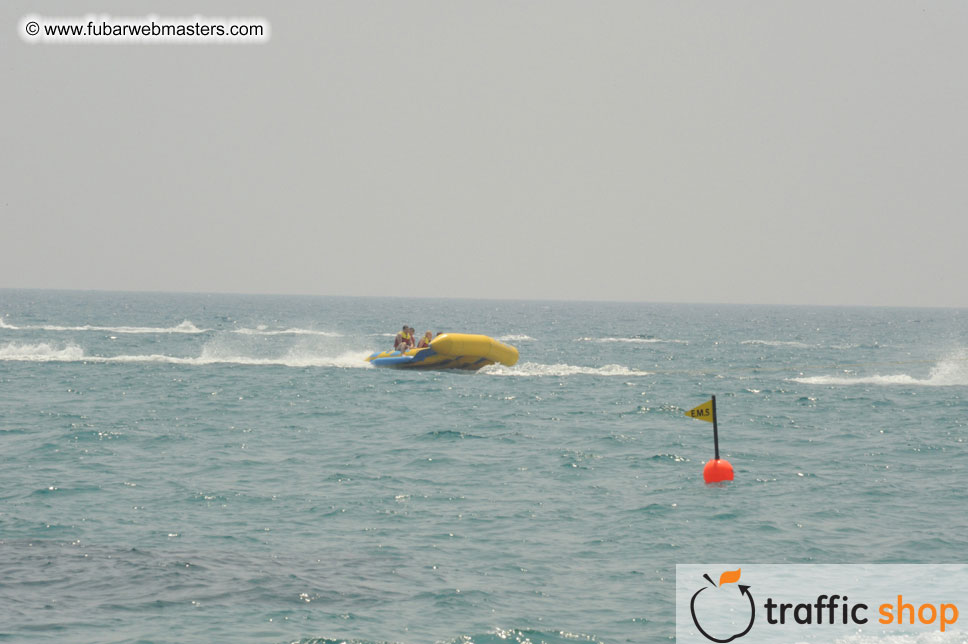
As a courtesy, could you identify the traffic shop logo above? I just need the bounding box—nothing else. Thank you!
[689,569,755,643]
[682,566,961,642]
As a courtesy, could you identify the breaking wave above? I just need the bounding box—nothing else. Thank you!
[0,342,371,369]
[742,339,813,348]
[791,351,968,387]
[0,342,86,362]
[576,336,687,344]
[482,361,651,377]
[0,317,206,334]
[231,325,342,337]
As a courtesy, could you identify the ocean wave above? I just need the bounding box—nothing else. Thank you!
[482,361,651,377]
[0,342,371,369]
[741,339,812,348]
[231,325,342,337]
[576,336,687,344]
[0,342,86,362]
[791,352,968,387]
[0,318,206,334]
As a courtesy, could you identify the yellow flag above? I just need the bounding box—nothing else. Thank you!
[685,399,714,422]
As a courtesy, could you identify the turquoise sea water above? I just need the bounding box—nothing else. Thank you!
[1,290,966,644]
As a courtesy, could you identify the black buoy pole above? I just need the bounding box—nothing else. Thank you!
[701,394,732,482]
[712,394,720,460]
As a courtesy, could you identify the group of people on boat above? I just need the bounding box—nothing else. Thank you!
[394,325,439,352]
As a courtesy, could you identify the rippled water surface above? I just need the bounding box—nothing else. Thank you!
[1,291,966,643]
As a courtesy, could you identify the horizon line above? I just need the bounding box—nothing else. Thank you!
[1,286,965,311]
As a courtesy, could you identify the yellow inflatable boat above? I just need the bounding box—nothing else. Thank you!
[366,333,519,371]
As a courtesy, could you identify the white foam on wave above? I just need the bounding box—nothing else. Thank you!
[482,361,651,377]
[232,326,342,337]
[0,318,207,334]
[0,342,86,362]
[742,339,813,348]
[497,334,535,342]
[576,336,688,345]
[791,351,968,387]
[0,341,372,368]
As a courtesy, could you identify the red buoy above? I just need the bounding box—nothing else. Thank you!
[686,395,737,484]
[703,458,734,483]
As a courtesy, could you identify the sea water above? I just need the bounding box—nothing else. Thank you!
[0,290,966,644]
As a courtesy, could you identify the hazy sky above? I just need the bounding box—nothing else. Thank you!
[3,1,967,306]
